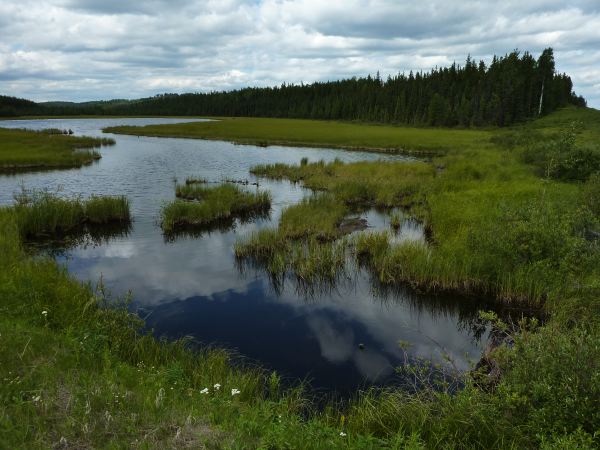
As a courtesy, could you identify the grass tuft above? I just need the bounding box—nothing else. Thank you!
[12,190,130,239]
[162,184,271,233]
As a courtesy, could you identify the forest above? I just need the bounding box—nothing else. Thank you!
[0,48,587,126]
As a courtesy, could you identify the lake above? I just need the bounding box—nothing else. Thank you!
[0,118,496,394]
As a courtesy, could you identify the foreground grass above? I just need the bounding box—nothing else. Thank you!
[161,183,271,234]
[0,128,115,172]
[104,117,492,155]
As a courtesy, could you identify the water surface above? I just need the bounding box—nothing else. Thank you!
[0,118,493,393]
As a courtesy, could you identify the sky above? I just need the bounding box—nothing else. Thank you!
[1,0,599,107]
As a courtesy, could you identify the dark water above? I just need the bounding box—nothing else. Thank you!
[0,118,493,394]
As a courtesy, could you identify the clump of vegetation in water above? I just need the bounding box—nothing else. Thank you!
[252,159,434,208]
[234,193,356,284]
[279,195,348,240]
[234,190,361,281]
[234,228,289,261]
[12,189,130,239]
[0,127,115,172]
[162,183,271,233]
[235,230,347,288]
[84,195,131,224]
[389,211,403,231]
[184,177,208,185]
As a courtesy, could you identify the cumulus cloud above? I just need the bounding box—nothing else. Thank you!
[0,0,598,106]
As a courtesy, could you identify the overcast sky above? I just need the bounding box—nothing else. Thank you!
[1,0,599,107]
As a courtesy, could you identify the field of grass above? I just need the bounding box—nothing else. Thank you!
[0,128,115,172]
[2,107,599,448]
[104,116,492,155]
[161,183,271,234]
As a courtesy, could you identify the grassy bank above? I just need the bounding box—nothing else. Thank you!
[104,116,492,155]
[161,183,271,234]
[2,107,599,448]
[0,128,115,172]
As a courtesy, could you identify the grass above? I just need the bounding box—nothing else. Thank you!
[2,194,598,448]
[279,195,348,240]
[2,106,599,448]
[12,190,130,239]
[184,176,208,185]
[240,110,599,305]
[0,208,313,449]
[235,229,348,288]
[0,128,115,172]
[103,116,493,155]
[390,212,403,231]
[233,194,359,282]
[161,183,271,233]
[252,159,435,209]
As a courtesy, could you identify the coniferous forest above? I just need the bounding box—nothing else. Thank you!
[1,48,586,126]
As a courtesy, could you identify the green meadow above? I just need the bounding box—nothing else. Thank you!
[0,127,115,171]
[1,106,599,448]
[104,116,492,155]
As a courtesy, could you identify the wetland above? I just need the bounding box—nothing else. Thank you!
[0,118,502,394]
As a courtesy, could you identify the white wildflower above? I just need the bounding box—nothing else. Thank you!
[41,310,48,316]
[213,383,221,390]
[200,388,209,394]
[231,388,241,396]
[340,432,347,437]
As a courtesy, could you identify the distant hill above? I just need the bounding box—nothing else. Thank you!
[1,48,587,127]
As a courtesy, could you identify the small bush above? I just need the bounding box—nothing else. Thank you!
[522,123,600,181]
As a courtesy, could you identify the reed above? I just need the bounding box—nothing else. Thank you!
[390,211,403,231]
[235,229,347,285]
[162,184,271,233]
[184,176,208,185]
[279,194,348,240]
[12,190,131,239]
[84,195,131,224]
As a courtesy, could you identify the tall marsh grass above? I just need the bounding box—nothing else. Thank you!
[279,194,348,240]
[162,184,271,233]
[12,190,130,239]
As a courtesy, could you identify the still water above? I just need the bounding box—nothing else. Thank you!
[0,118,493,393]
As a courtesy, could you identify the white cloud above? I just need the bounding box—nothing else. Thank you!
[0,0,598,107]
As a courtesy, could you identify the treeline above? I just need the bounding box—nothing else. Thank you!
[1,48,586,127]
[0,95,38,117]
